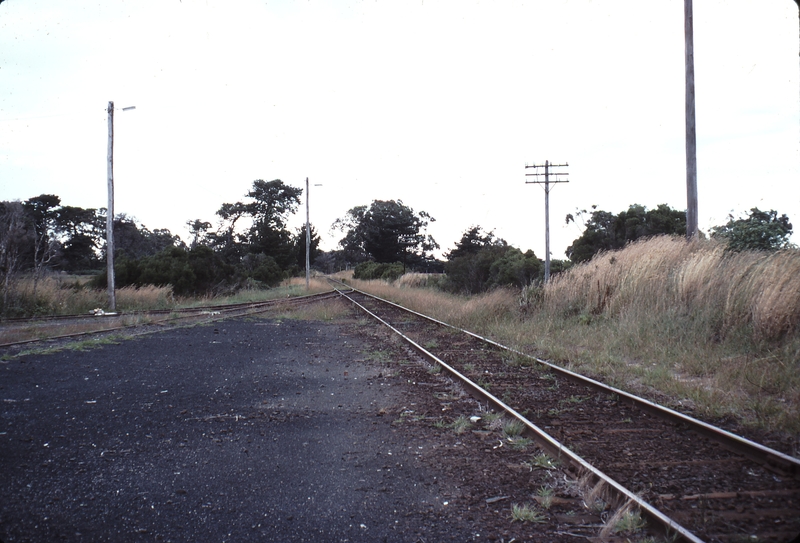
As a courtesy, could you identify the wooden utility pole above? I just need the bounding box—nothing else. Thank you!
[525,160,569,282]
[106,101,116,311]
[305,177,310,289]
[105,103,135,311]
[684,0,699,239]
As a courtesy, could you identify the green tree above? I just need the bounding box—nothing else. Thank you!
[710,208,793,252]
[488,248,542,290]
[445,225,505,260]
[55,206,102,271]
[352,261,405,281]
[444,243,541,294]
[442,226,509,294]
[0,201,28,314]
[186,219,212,249]
[334,200,438,269]
[215,179,303,270]
[23,194,61,298]
[239,253,283,286]
[291,224,321,271]
[211,201,249,263]
[566,203,686,263]
[333,205,369,264]
[111,214,182,260]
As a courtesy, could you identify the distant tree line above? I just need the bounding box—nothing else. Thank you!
[1,184,794,310]
[565,203,792,263]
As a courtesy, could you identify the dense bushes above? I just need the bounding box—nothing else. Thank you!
[353,261,405,281]
[93,246,234,296]
[443,247,542,294]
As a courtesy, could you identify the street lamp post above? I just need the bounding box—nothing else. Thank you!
[106,102,135,311]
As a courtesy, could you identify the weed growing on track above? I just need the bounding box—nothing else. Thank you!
[510,503,546,523]
[527,453,560,470]
[482,411,504,431]
[536,486,554,510]
[502,419,525,438]
[450,415,472,434]
[605,508,647,537]
[509,437,533,450]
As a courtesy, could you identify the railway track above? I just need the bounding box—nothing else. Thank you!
[0,290,344,349]
[334,284,800,543]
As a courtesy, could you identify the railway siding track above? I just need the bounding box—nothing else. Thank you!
[0,291,343,349]
[338,286,800,543]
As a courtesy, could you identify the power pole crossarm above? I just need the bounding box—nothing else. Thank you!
[525,160,569,283]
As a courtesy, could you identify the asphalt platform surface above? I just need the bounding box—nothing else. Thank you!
[0,318,482,542]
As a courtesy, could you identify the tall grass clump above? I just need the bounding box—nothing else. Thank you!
[528,236,800,433]
[115,285,175,311]
[540,236,699,318]
[2,273,107,317]
[677,246,800,341]
[1,274,179,317]
[541,236,800,343]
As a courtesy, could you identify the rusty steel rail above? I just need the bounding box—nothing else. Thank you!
[333,283,800,543]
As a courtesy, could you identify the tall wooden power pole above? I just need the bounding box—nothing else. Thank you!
[525,160,569,282]
[685,0,699,239]
[106,101,116,311]
[105,103,135,311]
[305,177,310,289]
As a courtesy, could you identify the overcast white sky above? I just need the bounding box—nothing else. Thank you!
[1,0,798,259]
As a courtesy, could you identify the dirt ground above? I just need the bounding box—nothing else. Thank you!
[0,316,605,542]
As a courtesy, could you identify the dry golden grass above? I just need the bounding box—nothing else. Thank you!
[4,274,108,316]
[349,277,517,335]
[2,274,178,315]
[115,285,175,311]
[2,274,336,317]
[544,236,800,342]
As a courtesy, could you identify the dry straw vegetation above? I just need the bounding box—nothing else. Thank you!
[2,275,335,318]
[4,274,176,315]
[352,236,800,436]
